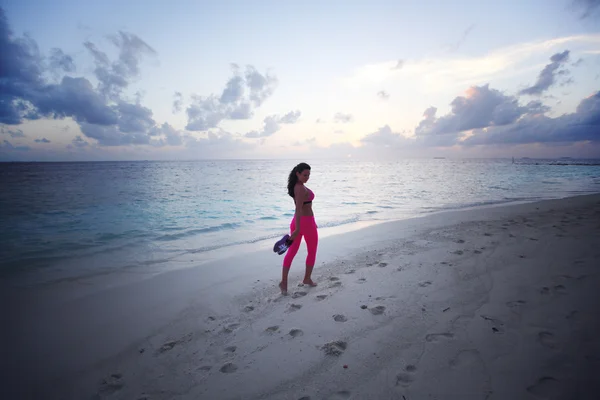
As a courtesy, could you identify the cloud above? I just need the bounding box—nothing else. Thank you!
[279,110,301,124]
[84,31,156,100]
[172,92,183,113]
[463,90,600,145]
[244,110,302,138]
[572,0,600,18]
[334,112,353,123]
[414,84,548,146]
[392,60,404,70]
[377,90,390,100]
[0,8,194,149]
[1,127,26,137]
[344,35,600,89]
[1,139,29,151]
[519,50,571,96]
[71,135,89,148]
[49,48,75,73]
[360,125,411,147]
[185,65,278,131]
[34,138,51,143]
[445,24,476,53]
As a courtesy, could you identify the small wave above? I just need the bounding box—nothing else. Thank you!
[156,222,241,241]
[366,210,378,214]
[258,216,278,221]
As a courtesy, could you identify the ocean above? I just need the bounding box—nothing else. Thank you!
[1,158,599,285]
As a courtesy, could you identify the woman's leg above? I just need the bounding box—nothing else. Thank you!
[302,217,319,285]
[280,218,303,294]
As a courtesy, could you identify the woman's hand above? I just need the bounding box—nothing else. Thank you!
[290,230,300,241]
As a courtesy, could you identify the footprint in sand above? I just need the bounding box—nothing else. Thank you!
[220,362,238,373]
[158,340,180,353]
[329,277,340,281]
[287,304,302,312]
[345,269,356,274]
[322,340,348,356]
[396,364,417,387]
[419,281,432,287]
[481,315,505,334]
[506,300,526,310]
[455,239,465,244]
[526,377,560,398]
[473,250,482,254]
[316,295,328,301]
[265,325,279,333]
[538,331,558,349]
[449,349,480,368]
[289,329,304,338]
[425,332,454,342]
[484,233,492,236]
[357,278,367,284]
[378,262,388,267]
[98,373,124,396]
[369,306,386,315]
[329,281,342,288]
[222,323,241,334]
[292,291,308,299]
[553,285,567,294]
[243,305,254,312]
[333,314,348,322]
[566,310,579,321]
[452,250,464,255]
[198,366,212,371]
[224,346,237,353]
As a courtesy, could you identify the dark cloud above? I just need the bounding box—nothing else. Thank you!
[49,48,75,73]
[334,112,353,123]
[172,92,183,113]
[34,138,51,143]
[414,84,546,146]
[377,90,390,100]
[185,65,278,131]
[572,0,600,18]
[33,76,119,125]
[244,110,301,138]
[519,51,570,96]
[0,8,184,149]
[463,90,600,146]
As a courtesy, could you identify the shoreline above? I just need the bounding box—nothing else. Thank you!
[3,193,600,399]
[4,190,597,290]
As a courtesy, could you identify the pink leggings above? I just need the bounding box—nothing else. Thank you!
[283,216,318,269]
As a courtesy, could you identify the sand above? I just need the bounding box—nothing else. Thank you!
[3,194,600,400]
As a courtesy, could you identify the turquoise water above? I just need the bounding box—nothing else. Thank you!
[1,158,599,283]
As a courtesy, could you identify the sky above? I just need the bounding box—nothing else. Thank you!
[1,0,599,161]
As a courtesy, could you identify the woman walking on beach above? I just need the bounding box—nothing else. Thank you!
[279,162,319,295]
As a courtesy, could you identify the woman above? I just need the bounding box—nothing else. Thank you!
[279,162,318,295]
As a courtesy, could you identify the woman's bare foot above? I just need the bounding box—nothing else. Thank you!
[279,281,288,296]
[302,279,317,287]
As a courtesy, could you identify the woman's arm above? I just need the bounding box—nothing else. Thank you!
[290,185,304,240]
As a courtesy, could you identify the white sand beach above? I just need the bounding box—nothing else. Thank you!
[3,194,600,400]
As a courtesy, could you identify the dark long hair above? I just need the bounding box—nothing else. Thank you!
[287,162,311,198]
